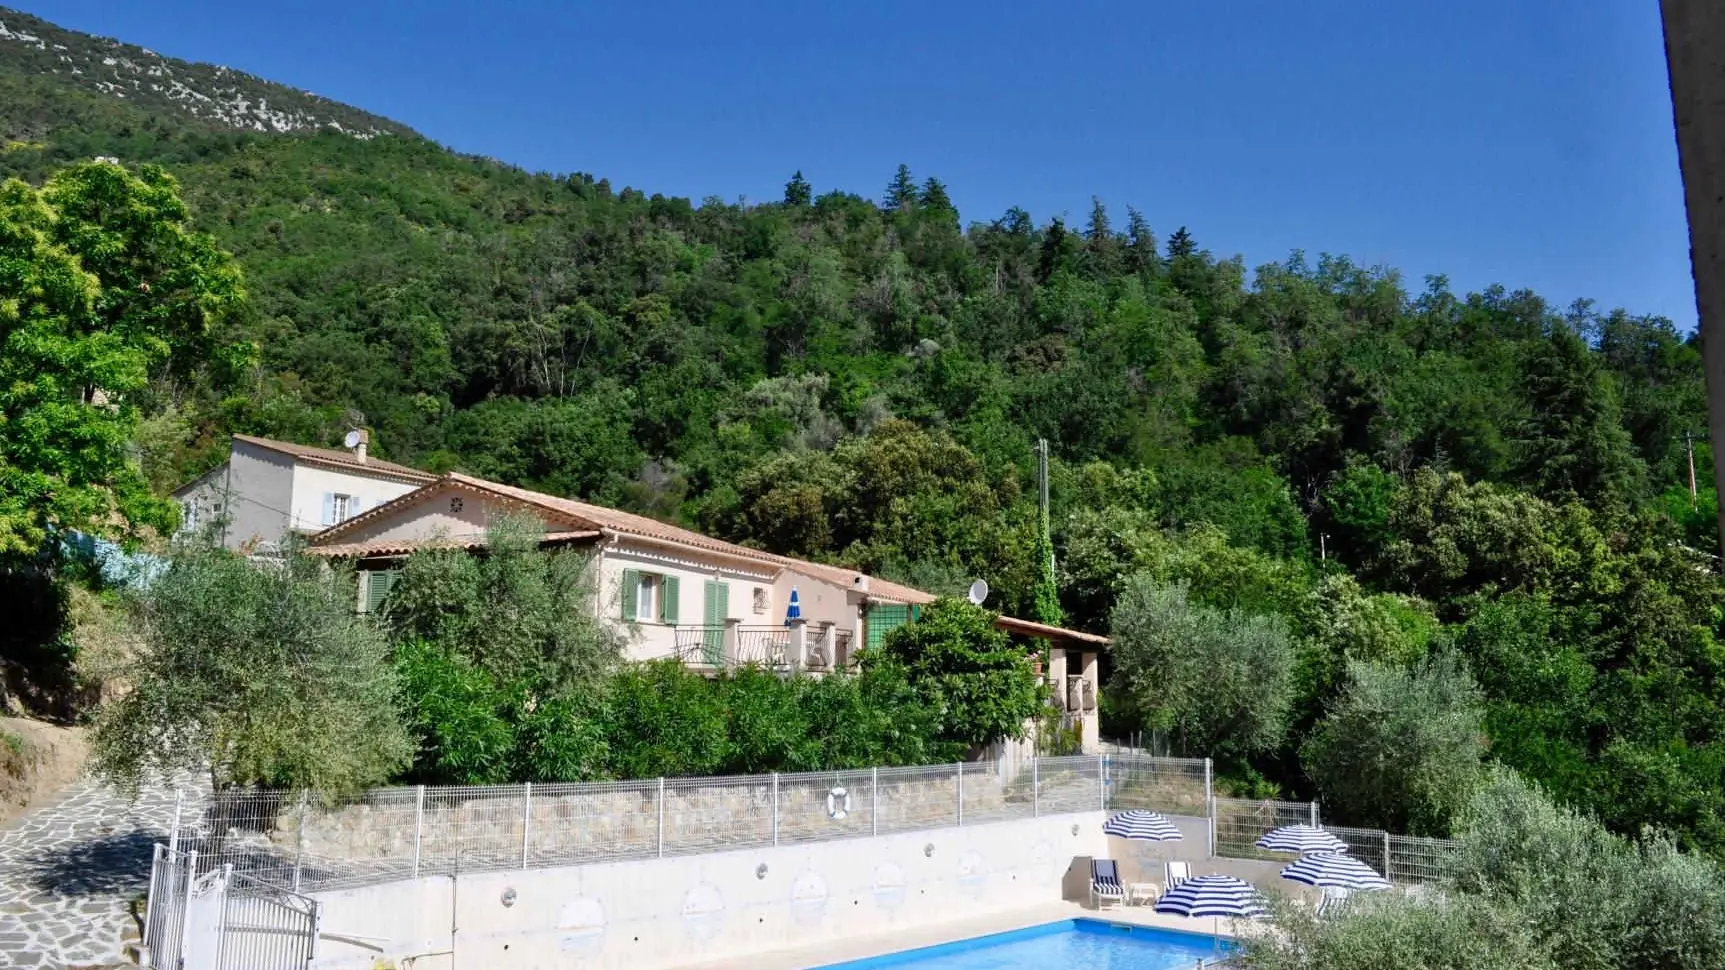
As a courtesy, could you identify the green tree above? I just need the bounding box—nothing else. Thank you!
[383,514,623,691]
[1166,226,1196,260]
[1511,325,1646,507]
[783,170,811,207]
[1302,651,1487,835]
[392,637,517,785]
[871,598,1042,752]
[1124,206,1159,276]
[883,163,918,211]
[1108,578,1294,763]
[600,660,729,778]
[91,542,411,795]
[0,162,243,552]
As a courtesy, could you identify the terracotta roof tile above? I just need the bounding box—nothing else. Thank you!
[306,530,601,559]
[311,471,1101,643]
[231,433,434,481]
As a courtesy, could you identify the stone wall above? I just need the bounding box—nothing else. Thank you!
[254,764,1107,886]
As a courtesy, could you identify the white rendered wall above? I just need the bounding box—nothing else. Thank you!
[310,811,1110,970]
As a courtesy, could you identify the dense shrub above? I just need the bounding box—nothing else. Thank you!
[1242,770,1725,970]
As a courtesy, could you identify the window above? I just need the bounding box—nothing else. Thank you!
[360,570,397,613]
[752,587,769,613]
[321,492,360,527]
[181,503,199,532]
[621,570,680,624]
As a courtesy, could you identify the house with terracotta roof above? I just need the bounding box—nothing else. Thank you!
[171,431,435,552]
[307,471,1108,751]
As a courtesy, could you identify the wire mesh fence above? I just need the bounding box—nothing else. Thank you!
[1103,753,1211,817]
[1211,796,1320,861]
[163,754,1444,897]
[1387,833,1460,885]
[154,753,1469,913]
[169,755,1162,894]
[1319,824,1458,885]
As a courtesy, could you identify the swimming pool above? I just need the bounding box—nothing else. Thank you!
[807,919,1229,970]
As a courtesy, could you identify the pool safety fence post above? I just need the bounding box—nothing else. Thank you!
[1204,758,1215,859]
[1098,753,1107,810]
[168,790,183,857]
[657,777,666,858]
[293,792,308,892]
[1310,801,1320,827]
[143,842,161,949]
[178,849,198,960]
[1032,757,1040,818]
[521,782,532,870]
[309,896,325,964]
[1384,830,1393,882]
[956,763,964,826]
[412,785,425,878]
[772,774,781,846]
[871,767,879,837]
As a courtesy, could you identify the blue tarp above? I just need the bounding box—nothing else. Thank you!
[58,529,166,589]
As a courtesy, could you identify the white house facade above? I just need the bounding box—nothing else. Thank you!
[172,432,434,552]
[308,472,1108,751]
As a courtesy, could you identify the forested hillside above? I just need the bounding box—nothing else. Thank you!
[5,10,1724,855]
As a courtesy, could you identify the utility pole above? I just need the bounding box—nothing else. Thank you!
[1682,430,1706,505]
[1036,438,1050,520]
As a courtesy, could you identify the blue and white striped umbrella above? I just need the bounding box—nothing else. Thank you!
[1102,810,1183,842]
[1280,852,1391,891]
[1255,824,1348,855]
[1153,875,1268,919]
[784,587,801,626]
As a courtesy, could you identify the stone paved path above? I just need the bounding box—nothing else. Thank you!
[0,771,205,968]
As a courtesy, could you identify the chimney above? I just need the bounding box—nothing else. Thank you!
[350,428,370,463]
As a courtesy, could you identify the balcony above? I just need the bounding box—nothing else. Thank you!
[1053,674,1096,712]
[669,621,854,675]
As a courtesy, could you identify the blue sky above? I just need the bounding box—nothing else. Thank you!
[19,0,1697,327]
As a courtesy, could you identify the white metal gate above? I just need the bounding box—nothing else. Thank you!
[142,845,320,970]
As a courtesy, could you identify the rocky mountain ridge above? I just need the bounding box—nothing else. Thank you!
[0,6,414,139]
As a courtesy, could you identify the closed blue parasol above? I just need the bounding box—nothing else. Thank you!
[1102,810,1183,843]
[1280,852,1391,891]
[784,586,802,626]
[1153,875,1268,919]
[1256,824,1348,855]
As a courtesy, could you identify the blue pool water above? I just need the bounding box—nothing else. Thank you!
[807,919,1227,970]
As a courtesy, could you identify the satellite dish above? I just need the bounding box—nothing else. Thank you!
[967,579,989,605]
[343,430,362,448]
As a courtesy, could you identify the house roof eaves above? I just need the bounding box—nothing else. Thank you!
[230,433,435,483]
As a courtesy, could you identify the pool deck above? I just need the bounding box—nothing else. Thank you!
[665,902,1263,970]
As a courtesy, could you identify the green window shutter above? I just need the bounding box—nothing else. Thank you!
[364,570,396,613]
[661,575,680,625]
[701,580,726,664]
[621,569,640,621]
[715,581,730,620]
[867,603,910,651]
[910,604,922,622]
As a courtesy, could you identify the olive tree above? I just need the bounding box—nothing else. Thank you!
[92,542,411,796]
[1107,577,1294,762]
[1245,770,1725,970]
[382,514,623,691]
[1302,651,1486,835]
